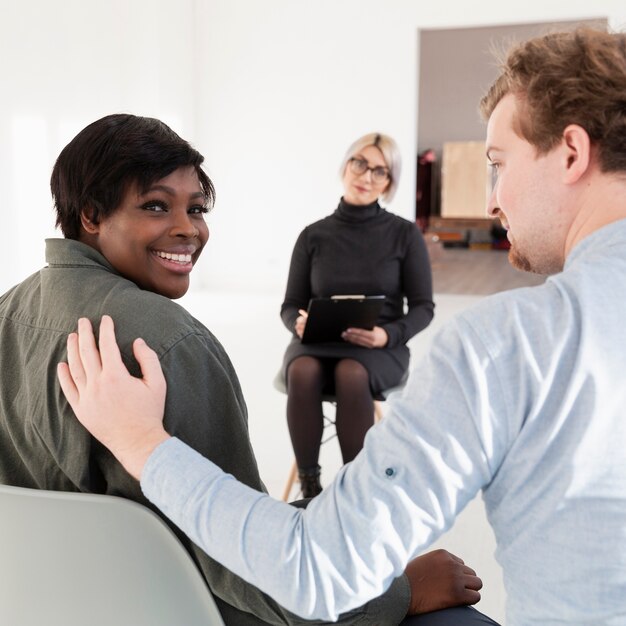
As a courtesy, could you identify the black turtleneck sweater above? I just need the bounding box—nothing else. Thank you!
[280,198,434,390]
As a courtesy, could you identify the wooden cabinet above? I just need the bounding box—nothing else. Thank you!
[440,141,492,219]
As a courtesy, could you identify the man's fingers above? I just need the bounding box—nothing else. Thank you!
[76,317,102,376]
[133,337,166,392]
[97,315,125,370]
[66,331,86,389]
[57,362,79,408]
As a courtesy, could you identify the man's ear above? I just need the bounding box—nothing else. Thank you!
[561,124,591,184]
[80,209,99,234]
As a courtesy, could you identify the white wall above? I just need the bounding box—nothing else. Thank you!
[193,0,626,293]
[2,0,625,295]
[0,0,198,293]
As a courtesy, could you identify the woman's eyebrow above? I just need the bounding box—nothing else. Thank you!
[143,184,205,199]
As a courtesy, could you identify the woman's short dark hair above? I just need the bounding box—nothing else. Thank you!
[51,114,215,240]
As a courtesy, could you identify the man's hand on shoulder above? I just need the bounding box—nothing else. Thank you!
[57,315,169,481]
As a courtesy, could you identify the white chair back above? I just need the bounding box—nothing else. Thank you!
[0,484,225,626]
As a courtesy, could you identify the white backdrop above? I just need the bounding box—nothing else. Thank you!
[1,0,625,295]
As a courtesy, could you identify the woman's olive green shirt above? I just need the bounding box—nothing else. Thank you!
[0,238,409,626]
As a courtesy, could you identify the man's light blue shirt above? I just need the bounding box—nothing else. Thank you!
[143,219,626,625]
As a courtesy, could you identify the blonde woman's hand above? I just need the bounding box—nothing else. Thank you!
[295,309,308,339]
[341,325,388,348]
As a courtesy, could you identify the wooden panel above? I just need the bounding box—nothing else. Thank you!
[429,217,496,229]
[441,141,491,219]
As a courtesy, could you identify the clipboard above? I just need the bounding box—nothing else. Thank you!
[301,295,386,344]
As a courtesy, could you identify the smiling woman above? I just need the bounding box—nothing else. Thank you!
[50,114,213,300]
[0,114,344,624]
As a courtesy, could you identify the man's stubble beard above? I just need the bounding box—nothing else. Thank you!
[508,244,561,276]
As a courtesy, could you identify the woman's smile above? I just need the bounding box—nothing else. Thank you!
[152,247,198,272]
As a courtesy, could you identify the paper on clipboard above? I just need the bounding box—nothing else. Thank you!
[300,295,385,344]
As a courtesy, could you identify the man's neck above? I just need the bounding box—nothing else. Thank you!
[565,173,626,258]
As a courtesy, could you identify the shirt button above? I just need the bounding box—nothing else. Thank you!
[385,467,395,478]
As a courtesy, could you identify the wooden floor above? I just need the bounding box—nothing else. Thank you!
[428,243,546,295]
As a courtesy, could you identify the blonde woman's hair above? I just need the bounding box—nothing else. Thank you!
[339,133,401,202]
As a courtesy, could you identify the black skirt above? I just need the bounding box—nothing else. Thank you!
[281,336,409,395]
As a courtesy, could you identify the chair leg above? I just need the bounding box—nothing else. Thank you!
[282,459,298,501]
[284,402,381,501]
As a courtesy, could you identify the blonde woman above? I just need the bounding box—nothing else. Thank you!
[280,133,434,497]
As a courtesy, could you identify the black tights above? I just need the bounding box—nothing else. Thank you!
[286,356,375,469]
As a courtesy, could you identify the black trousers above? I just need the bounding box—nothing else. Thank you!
[400,605,500,625]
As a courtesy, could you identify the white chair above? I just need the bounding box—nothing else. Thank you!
[0,483,225,626]
[274,371,405,501]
